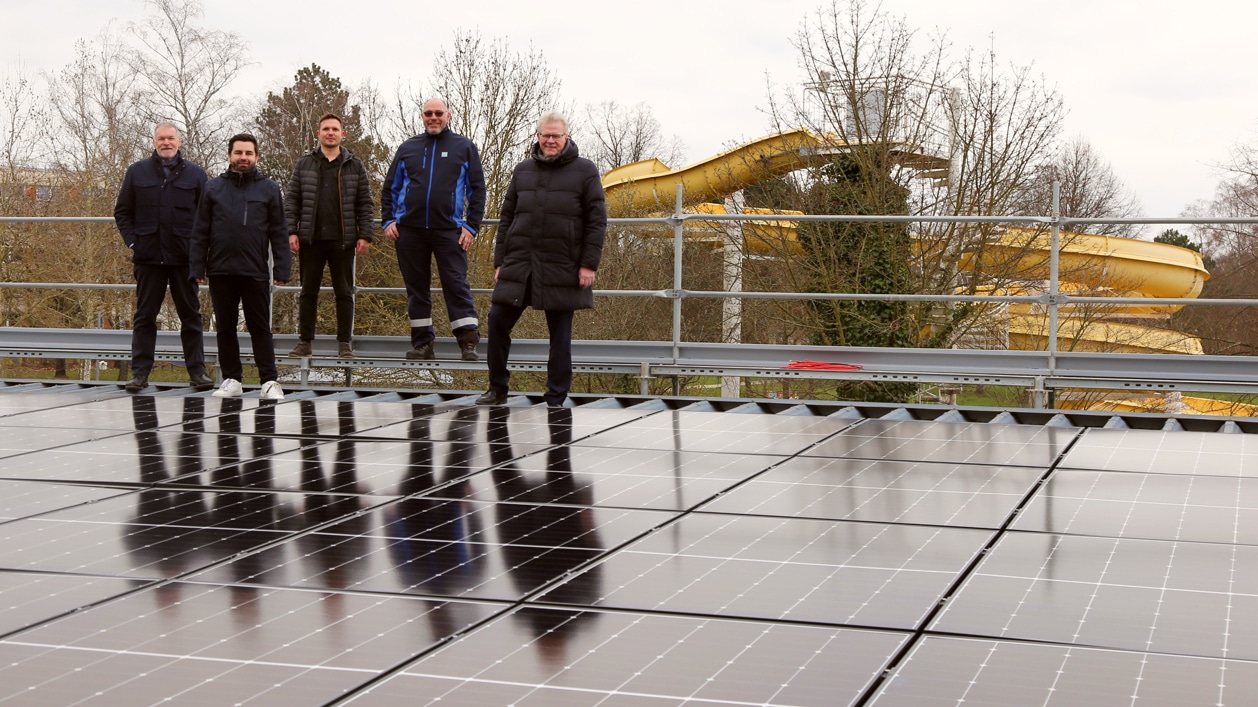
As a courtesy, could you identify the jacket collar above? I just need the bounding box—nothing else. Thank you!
[222,166,262,185]
[531,138,579,166]
[311,146,351,164]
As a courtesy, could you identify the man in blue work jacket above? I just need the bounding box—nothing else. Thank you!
[381,97,487,361]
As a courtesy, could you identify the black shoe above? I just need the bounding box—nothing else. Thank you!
[406,343,435,360]
[460,341,479,362]
[125,374,149,393]
[475,389,508,405]
[188,372,214,391]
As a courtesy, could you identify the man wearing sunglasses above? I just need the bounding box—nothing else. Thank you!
[381,97,487,361]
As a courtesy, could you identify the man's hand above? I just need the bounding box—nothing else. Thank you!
[579,267,596,288]
[458,227,474,251]
[274,280,286,285]
[494,266,500,283]
[384,222,399,241]
[355,238,370,256]
[195,278,206,285]
[289,234,300,253]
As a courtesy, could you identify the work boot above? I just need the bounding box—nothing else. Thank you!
[475,389,508,406]
[460,341,479,362]
[338,341,354,357]
[125,374,149,393]
[188,371,214,391]
[406,342,435,360]
[289,340,313,357]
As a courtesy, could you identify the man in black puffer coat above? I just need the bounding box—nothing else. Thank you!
[476,112,606,408]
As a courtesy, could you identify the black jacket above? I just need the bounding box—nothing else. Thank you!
[381,127,486,234]
[492,139,606,311]
[189,168,291,283]
[284,147,376,248]
[113,151,208,266]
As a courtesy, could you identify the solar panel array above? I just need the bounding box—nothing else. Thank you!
[0,387,1253,705]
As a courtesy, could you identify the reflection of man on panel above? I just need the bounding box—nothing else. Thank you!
[114,122,212,393]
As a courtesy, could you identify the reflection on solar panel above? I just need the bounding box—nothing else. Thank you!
[0,387,1252,705]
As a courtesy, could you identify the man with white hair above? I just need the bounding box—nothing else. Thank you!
[477,111,606,407]
[114,122,212,393]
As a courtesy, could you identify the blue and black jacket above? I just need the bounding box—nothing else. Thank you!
[381,127,486,235]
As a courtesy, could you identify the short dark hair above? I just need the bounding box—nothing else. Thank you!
[317,113,344,129]
[227,133,259,154]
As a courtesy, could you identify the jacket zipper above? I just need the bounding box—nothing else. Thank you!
[424,135,436,229]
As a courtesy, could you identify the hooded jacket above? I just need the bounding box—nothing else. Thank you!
[189,167,291,283]
[381,126,486,234]
[114,151,208,265]
[284,146,376,249]
[492,139,606,311]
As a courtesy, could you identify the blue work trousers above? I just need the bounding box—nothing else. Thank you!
[394,226,479,347]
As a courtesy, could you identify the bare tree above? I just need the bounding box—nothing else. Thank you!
[428,30,564,216]
[0,63,45,185]
[46,32,146,191]
[738,0,1076,400]
[126,0,249,168]
[577,100,686,175]
[1014,135,1141,236]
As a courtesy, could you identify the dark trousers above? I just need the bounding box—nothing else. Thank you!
[487,301,574,406]
[395,226,479,347]
[296,240,355,343]
[131,263,206,377]
[208,275,278,384]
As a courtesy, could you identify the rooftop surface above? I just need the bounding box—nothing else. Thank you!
[0,383,1254,705]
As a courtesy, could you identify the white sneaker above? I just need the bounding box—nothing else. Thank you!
[260,380,285,400]
[212,378,243,398]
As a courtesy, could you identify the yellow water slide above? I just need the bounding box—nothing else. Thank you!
[955,228,1210,355]
[602,129,830,211]
[599,130,1212,358]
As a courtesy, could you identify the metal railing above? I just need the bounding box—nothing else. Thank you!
[2,184,1257,408]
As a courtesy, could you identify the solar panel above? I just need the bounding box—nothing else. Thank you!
[0,388,1253,705]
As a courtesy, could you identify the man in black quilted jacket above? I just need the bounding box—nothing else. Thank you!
[114,122,212,393]
[284,114,375,358]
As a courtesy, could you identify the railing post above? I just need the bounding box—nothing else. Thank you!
[1049,181,1061,378]
[672,183,684,364]
[674,181,684,397]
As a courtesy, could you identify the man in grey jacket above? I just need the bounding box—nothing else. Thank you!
[284,113,375,358]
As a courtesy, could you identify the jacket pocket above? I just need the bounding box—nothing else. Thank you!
[244,196,269,226]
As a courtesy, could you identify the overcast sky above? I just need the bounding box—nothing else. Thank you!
[7,0,1256,217]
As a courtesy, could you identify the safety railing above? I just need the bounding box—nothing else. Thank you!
[2,183,1257,409]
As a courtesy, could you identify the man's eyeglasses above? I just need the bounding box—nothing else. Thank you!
[423,110,446,117]
[537,133,567,140]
